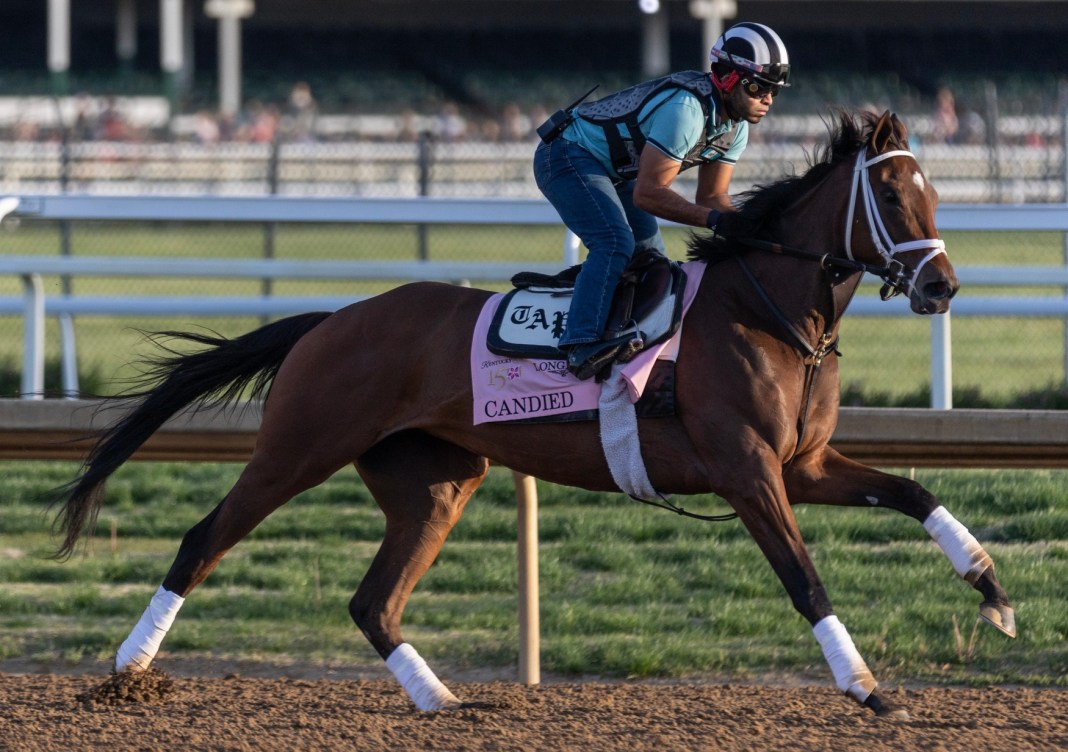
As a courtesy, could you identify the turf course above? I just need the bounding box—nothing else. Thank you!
[1,461,1065,686]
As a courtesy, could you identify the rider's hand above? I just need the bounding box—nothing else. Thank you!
[706,209,722,233]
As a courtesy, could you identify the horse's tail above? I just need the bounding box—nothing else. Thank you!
[50,310,333,560]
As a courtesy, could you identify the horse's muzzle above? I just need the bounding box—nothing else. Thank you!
[911,272,959,315]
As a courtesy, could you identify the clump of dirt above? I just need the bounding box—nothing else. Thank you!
[76,668,175,706]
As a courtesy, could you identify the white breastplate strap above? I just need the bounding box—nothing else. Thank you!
[844,149,946,296]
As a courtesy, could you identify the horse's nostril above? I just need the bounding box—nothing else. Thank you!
[924,281,956,301]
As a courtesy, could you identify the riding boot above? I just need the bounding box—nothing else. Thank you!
[564,340,622,381]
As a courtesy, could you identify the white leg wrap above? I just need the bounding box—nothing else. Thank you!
[115,585,185,672]
[813,615,877,702]
[385,643,461,711]
[923,506,993,582]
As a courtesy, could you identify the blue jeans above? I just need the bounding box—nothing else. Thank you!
[533,138,666,347]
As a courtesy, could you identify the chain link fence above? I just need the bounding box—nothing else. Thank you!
[0,112,1065,201]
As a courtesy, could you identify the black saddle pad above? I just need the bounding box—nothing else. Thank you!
[487,254,687,360]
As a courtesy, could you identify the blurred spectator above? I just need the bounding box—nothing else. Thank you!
[499,102,532,141]
[192,110,221,144]
[436,101,467,142]
[958,108,985,145]
[930,87,959,144]
[12,120,39,142]
[72,92,97,141]
[479,117,502,142]
[241,100,280,143]
[282,81,318,142]
[396,109,422,142]
[96,97,129,141]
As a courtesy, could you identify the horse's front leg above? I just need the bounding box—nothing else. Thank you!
[783,446,1015,638]
[726,463,904,718]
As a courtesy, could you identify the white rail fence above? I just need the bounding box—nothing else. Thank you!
[1,196,1067,409]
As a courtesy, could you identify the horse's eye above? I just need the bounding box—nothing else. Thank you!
[881,189,900,206]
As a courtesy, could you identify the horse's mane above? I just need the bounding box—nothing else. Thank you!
[688,109,899,263]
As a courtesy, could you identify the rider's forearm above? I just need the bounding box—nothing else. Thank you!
[633,185,728,228]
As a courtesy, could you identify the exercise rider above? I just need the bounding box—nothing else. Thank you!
[533,21,791,379]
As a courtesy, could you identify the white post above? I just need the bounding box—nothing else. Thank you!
[47,0,71,71]
[59,313,79,398]
[116,0,138,64]
[20,274,45,400]
[689,0,737,69]
[47,0,71,93]
[218,15,242,117]
[513,471,540,685]
[640,3,670,78]
[931,312,952,409]
[205,0,256,118]
[160,0,184,104]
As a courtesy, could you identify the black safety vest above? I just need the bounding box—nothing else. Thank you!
[573,70,741,180]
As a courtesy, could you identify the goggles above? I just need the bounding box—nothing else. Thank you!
[740,77,785,99]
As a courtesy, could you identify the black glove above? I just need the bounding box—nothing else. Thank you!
[705,208,722,232]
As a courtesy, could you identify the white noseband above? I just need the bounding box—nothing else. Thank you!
[844,149,946,296]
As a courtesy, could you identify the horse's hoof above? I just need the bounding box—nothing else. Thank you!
[863,692,910,721]
[979,602,1017,638]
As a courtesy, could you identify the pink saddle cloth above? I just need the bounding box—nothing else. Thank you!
[470,260,706,425]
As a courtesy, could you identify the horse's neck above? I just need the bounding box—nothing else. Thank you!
[733,250,848,344]
[732,181,859,346]
[780,169,851,255]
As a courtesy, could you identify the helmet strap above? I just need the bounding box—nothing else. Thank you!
[712,68,740,94]
[712,69,743,120]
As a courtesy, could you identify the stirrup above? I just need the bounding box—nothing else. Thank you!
[565,329,644,381]
[612,322,646,363]
[566,342,621,381]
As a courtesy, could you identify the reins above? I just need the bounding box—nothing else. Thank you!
[736,237,909,301]
[629,494,742,523]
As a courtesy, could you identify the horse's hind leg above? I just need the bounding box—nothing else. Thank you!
[783,446,1015,637]
[113,446,348,674]
[351,430,489,711]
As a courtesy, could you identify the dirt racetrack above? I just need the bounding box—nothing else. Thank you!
[1,661,1066,752]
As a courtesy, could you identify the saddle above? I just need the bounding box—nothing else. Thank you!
[487,250,687,362]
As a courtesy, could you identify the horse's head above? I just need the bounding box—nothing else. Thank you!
[847,111,959,314]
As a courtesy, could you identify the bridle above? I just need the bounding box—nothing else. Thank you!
[845,149,946,300]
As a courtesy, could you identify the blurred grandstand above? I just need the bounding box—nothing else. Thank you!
[0,0,1066,201]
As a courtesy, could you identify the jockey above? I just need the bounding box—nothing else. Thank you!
[533,21,790,379]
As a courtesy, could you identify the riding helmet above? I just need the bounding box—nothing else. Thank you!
[709,22,791,88]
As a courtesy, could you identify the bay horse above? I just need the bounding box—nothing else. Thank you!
[51,110,1014,719]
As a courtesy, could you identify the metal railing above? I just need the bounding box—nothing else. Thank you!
[2,195,1067,408]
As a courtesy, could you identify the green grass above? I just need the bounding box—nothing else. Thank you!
[1,461,1066,687]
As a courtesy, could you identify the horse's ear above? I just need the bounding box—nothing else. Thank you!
[870,110,895,153]
[890,112,911,148]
